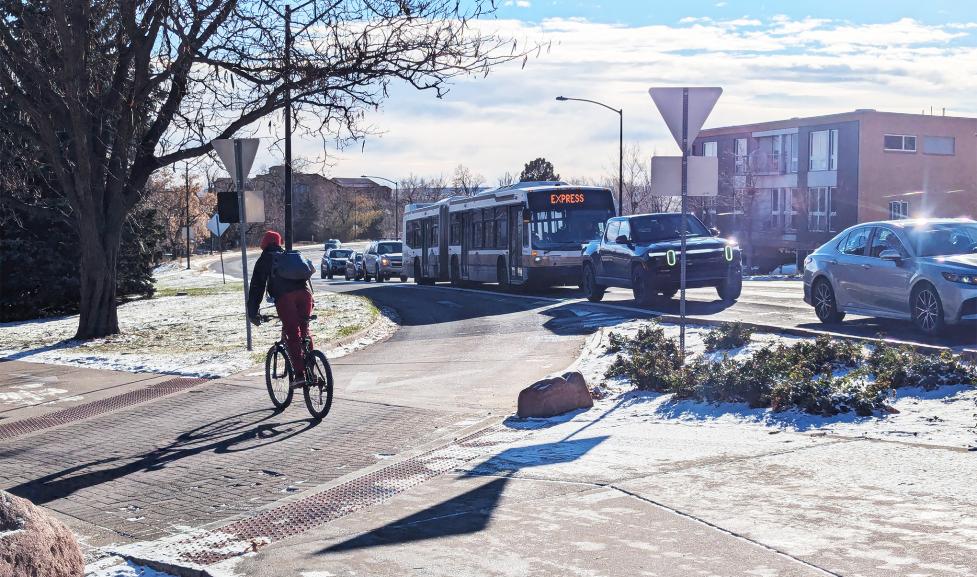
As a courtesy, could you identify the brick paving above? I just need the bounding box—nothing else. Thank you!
[0,378,471,542]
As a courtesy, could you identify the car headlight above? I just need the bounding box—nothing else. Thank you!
[942,272,977,284]
[381,258,389,266]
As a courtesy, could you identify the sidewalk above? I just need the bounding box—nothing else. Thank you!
[219,398,977,577]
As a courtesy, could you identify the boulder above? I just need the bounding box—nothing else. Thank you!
[0,490,84,577]
[517,371,594,418]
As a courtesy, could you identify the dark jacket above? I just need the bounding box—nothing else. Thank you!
[247,246,310,317]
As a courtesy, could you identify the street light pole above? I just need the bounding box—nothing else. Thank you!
[361,175,400,239]
[555,96,624,214]
[283,4,293,251]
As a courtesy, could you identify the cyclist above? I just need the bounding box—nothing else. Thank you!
[247,231,315,386]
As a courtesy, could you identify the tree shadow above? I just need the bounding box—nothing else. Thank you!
[6,408,319,505]
[316,436,607,554]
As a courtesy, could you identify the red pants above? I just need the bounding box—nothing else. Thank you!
[275,289,314,376]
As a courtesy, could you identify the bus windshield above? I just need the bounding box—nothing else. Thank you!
[528,189,615,250]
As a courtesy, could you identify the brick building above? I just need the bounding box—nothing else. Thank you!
[692,109,976,271]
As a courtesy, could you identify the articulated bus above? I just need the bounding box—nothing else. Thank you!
[402,182,616,288]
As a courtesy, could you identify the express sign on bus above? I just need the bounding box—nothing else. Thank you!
[549,192,586,205]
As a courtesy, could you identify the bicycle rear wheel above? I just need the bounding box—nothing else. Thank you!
[303,350,334,420]
[265,344,294,410]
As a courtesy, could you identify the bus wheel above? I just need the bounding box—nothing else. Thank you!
[497,258,510,291]
[413,260,423,285]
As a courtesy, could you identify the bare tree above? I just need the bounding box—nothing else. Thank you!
[452,164,484,196]
[0,0,527,338]
[497,172,516,187]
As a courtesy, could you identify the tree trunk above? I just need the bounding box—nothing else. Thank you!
[75,219,122,339]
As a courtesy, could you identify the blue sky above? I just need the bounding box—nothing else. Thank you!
[494,0,977,29]
[246,2,977,187]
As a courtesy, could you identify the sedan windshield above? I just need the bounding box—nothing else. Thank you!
[329,250,352,259]
[630,214,710,243]
[904,223,977,257]
[377,242,401,255]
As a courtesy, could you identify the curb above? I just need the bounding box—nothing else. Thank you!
[318,305,390,353]
[654,314,977,362]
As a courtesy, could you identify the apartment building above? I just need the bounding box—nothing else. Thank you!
[692,109,976,270]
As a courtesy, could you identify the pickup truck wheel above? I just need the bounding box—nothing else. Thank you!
[375,265,385,283]
[716,269,742,302]
[631,266,655,306]
[582,264,606,302]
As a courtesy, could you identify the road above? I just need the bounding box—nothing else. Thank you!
[219,243,976,350]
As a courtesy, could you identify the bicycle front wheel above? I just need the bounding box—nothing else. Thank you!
[265,344,294,410]
[303,350,334,420]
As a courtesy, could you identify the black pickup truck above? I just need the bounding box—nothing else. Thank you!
[581,212,742,305]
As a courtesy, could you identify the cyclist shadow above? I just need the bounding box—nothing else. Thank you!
[7,408,319,505]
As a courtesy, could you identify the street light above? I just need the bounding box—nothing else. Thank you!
[361,175,400,240]
[555,96,624,214]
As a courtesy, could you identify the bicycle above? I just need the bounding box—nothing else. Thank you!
[260,313,334,420]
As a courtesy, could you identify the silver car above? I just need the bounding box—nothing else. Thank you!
[803,218,977,335]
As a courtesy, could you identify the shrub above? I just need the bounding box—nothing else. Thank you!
[606,324,683,392]
[702,323,754,352]
[603,328,975,416]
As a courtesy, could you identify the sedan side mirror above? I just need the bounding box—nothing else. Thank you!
[709,227,721,237]
[615,234,631,245]
[879,249,903,262]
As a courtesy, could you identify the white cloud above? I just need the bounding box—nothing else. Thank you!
[516,0,532,7]
[260,16,977,184]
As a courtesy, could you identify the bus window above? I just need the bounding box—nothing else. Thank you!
[497,207,508,248]
[528,189,615,251]
[473,210,484,248]
[450,213,461,245]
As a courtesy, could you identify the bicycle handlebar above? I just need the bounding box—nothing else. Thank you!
[256,313,318,323]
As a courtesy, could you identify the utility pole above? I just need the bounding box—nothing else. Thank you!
[283,4,294,251]
[185,162,191,270]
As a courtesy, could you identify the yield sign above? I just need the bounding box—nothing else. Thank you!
[211,138,260,187]
[648,87,722,151]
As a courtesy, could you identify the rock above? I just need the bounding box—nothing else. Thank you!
[0,490,84,577]
[517,371,594,418]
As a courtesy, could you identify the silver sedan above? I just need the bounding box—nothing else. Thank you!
[803,218,977,336]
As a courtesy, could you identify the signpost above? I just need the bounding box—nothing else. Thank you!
[649,87,722,357]
[212,138,261,351]
[207,214,230,284]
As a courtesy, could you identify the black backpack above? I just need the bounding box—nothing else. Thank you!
[271,250,315,281]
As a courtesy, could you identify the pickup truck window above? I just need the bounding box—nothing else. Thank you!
[618,220,631,242]
[630,214,710,243]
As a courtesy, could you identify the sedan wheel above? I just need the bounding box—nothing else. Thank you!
[813,279,845,324]
[912,284,944,335]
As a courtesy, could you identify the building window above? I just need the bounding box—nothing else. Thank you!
[923,136,955,155]
[889,200,909,220]
[769,188,798,231]
[703,141,717,157]
[809,129,838,171]
[807,187,836,232]
[884,134,916,152]
[734,138,748,175]
[783,133,798,173]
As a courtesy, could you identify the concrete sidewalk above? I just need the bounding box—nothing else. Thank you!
[223,400,977,577]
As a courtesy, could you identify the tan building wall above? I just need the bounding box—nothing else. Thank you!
[856,112,977,222]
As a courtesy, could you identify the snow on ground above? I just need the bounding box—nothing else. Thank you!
[0,262,387,378]
[86,556,178,577]
[570,320,977,449]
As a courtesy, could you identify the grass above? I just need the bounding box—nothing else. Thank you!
[337,324,364,338]
[154,284,242,298]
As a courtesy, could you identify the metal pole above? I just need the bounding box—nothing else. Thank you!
[235,140,253,351]
[185,163,191,269]
[394,183,400,240]
[680,88,689,357]
[283,4,293,251]
[218,234,226,284]
[619,109,624,215]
